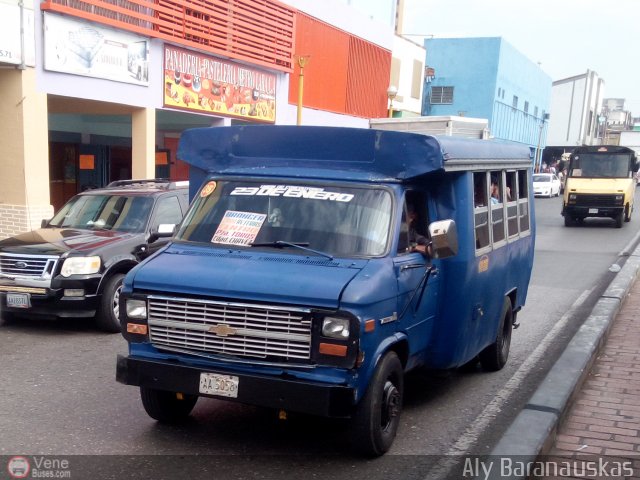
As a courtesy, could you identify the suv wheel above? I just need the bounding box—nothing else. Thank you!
[96,273,125,333]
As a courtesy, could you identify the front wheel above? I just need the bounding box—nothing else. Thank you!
[614,211,624,228]
[624,204,632,222]
[95,273,125,333]
[348,351,404,457]
[140,387,198,422]
[479,297,513,371]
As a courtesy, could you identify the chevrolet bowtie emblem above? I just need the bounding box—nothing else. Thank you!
[208,324,237,337]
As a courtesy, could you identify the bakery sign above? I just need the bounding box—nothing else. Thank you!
[43,13,149,85]
[163,45,276,123]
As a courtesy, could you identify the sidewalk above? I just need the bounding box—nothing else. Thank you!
[489,241,640,479]
[544,276,640,470]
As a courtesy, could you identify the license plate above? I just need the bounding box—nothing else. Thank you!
[7,293,30,308]
[199,373,239,398]
[589,208,598,214]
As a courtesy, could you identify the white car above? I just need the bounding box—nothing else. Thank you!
[533,173,561,197]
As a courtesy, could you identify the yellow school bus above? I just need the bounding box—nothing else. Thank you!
[562,145,639,228]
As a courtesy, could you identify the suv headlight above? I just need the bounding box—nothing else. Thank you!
[322,317,350,339]
[60,256,101,277]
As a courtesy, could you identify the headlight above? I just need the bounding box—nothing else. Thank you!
[322,317,350,339]
[126,299,147,319]
[569,194,577,201]
[60,256,101,277]
[615,194,624,203]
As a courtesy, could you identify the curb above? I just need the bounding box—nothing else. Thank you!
[487,236,640,479]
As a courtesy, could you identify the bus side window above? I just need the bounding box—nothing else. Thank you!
[490,171,505,243]
[473,172,490,250]
[518,169,530,232]
[506,171,518,237]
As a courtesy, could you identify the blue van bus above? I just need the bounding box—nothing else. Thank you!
[116,126,535,456]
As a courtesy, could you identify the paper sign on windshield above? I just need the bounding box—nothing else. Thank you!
[212,211,266,246]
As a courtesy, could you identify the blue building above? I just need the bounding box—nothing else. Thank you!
[423,37,552,159]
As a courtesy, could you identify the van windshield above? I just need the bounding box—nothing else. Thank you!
[569,153,631,179]
[176,181,393,257]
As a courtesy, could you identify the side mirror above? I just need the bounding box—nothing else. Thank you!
[428,219,458,259]
[632,157,639,173]
[148,223,176,243]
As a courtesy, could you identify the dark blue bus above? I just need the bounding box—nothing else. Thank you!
[116,126,535,456]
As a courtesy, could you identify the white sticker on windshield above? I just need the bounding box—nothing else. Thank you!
[230,185,354,202]
[212,211,267,246]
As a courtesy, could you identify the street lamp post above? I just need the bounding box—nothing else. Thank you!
[535,113,549,172]
[296,55,310,126]
[387,85,398,118]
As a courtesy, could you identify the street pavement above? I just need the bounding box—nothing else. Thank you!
[488,234,640,479]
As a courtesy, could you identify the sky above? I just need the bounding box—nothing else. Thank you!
[400,0,640,116]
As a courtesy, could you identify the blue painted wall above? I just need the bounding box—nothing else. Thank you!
[423,37,552,150]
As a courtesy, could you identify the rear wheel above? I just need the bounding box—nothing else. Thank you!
[479,297,513,371]
[140,387,198,422]
[95,273,125,333]
[348,351,404,456]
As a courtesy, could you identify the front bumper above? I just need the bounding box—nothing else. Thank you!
[0,274,101,318]
[116,354,356,418]
[562,205,623,218]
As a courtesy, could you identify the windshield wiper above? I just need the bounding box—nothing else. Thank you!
[250,241,334,260]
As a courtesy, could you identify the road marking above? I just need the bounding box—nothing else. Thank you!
[423,288,592,479]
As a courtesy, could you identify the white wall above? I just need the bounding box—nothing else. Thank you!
[390,35,424,116]
[279,0,393,50]
[548,76,587,146]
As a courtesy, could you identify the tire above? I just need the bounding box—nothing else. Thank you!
[564,215,574,227]
[348,351,404,457]
[624,204,632,223]
[140,387,198,423]
[614,212,624,228]
[0,311,15,326]
[479,297,513,372]
[95,273,125,333]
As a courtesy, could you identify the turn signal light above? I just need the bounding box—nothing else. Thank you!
[319,343,347,357]
[126,323,148,335]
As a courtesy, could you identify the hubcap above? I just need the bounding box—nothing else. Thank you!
[112,283,123,318]
[381,379,400,430]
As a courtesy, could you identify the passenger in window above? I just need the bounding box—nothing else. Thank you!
[491,181,501,204]
[407,206,431,255]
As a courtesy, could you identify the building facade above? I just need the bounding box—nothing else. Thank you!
[0,0,400,239]
[546,71,605,148]
[422,37,552,161]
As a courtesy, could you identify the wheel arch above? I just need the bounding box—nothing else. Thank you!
[97,260,138,294]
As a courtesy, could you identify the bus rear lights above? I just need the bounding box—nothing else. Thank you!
[319,343,347,357]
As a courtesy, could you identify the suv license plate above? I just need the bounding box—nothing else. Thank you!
[7,293,30,308]
[199,373,239,398]
[589,208,598,214]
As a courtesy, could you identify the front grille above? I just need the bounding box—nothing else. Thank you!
[0,253,59,278]
[572,194,621,207]
[148,296,312,361]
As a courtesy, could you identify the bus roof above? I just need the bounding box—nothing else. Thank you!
[177,126,532,184]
